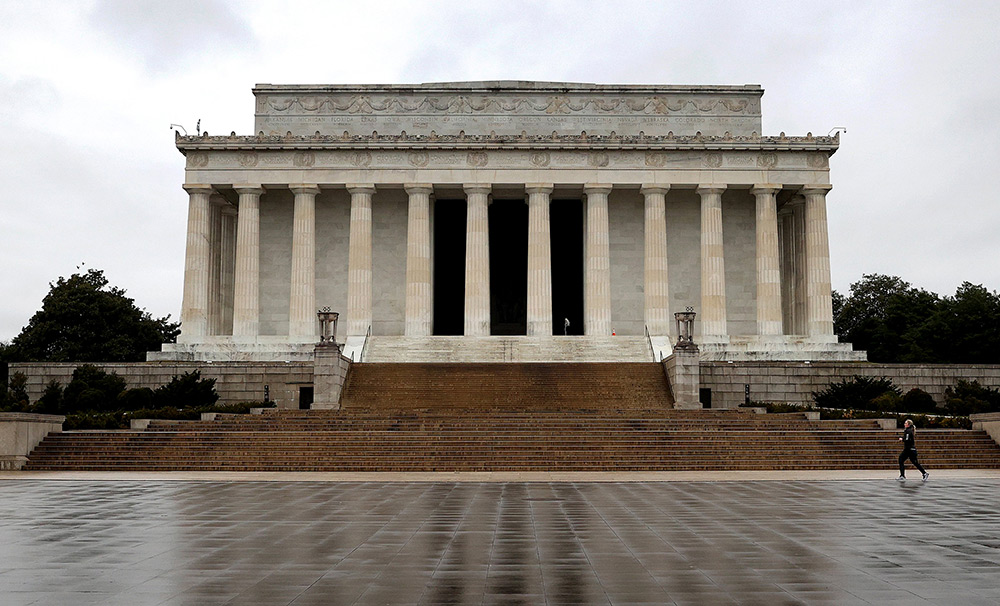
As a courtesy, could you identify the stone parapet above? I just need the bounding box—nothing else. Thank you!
[0,413,64,470]
[702,362,1000,409]
[9,362,315,410]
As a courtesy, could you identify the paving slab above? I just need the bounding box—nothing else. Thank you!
[2,478,999,605]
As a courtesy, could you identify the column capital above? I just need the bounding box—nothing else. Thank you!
[463,184,492,195]
[799,184,833,196]
[751,184,782,196]
[639,185,670,195]
[525,183,554,194]
[183,184,215,195]
[696,185,726,195]
[347,184,376,194]
[289,184,321,196]
[404,183,434,195]
[583,184,612,195]
[234,184,265,195]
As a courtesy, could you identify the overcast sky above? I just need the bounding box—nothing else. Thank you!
[1,0,999,342]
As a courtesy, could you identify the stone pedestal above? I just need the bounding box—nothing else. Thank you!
[664,347,701,409]
[313,343,349,409]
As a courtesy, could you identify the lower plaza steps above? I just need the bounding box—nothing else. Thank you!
[24,362,1000,472]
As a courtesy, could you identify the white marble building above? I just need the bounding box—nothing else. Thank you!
[153,81,864,363]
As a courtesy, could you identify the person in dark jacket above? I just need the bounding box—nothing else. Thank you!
[898,419,929,481]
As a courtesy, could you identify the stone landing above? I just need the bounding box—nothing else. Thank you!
[362,336,655,363]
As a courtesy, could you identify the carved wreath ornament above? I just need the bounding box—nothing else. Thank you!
[263,95,756,115]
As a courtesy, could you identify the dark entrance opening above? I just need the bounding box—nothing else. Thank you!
[550,200,584,335]
[433,200,467,335]
[489,200,528,335]
[298,386,314,410]
[699,388,712,409]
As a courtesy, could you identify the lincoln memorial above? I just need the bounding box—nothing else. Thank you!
[153,81,864,364]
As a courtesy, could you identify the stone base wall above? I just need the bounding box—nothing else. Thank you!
[702,362,1000,409]
[9,362,315,410]
[0,413,64,470]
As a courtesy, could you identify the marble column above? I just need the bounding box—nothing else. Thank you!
[464,184,491,336]
[697,185,728,342]
[801,185,836,340]
[179,185,214,339]
[219,204,237,335]
[232,185,264,338]
[526,184,553,336]
[641,185,670,336]
[584,185,612,336]
[207,195,226,336]
[777,205,795,335]
[346,184,375,337]
[752,184,783,337]
[288,185,320,338]
[404,184,433,336]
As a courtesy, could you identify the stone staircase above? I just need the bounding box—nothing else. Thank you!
[24,361,1000,472]
[362,336,654,362]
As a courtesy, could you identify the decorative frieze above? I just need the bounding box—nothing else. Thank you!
[186,147,833,172]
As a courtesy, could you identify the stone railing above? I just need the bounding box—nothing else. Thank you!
[0,413,65,470]
[971,412,1000,447]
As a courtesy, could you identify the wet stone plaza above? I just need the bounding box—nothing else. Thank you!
[2,479,1000,605]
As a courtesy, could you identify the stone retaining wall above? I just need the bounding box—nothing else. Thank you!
[702,362,1000,408]
[0,412,64,470]
[9,362,316,410]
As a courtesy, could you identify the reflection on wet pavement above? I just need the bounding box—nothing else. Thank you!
[1,480,999,605]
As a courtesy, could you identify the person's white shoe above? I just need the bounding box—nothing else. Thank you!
[922,472,929,482]
[897,476,906,482]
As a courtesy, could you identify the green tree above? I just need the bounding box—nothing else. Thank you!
[834,274,941,362]
[152,371,219,408]
[5,269,179,363]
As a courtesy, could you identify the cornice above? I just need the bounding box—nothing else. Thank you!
[175,131,839,154]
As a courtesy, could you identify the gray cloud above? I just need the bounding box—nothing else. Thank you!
[88,0,258,74]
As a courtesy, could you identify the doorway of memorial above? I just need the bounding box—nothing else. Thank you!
[432,199,466,335]
[489,200,528,335]
[550,200,584,335]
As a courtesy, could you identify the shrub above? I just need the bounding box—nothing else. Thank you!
[152,371,219,408]
[813,376,901,410]
[64,410,125,430]
[943,379,1000,416]
[901,388,938,414]
[1,371,30,412]
[32,380,64,414]
[62,365,127,413]
[870,391,903,413]
[118,387,155,411]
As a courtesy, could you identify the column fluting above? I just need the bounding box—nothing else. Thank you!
[179,185,214,340]
[232,185,264,338]
[464,184,491,336]
[584,185,612,336]
[207,195,225,336]
[752,184,784,337]
[697,185,728,342]
[802,185,836,340]
[641,185,671,336]
[526,184,554,336]
[289,185,320,338]
[404,184,433,336]
[346,184,375,337]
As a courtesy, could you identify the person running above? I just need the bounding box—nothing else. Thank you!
[898,419,929,482]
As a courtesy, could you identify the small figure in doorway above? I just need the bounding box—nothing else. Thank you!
[564,318,570,336]
[897,419,929,482]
